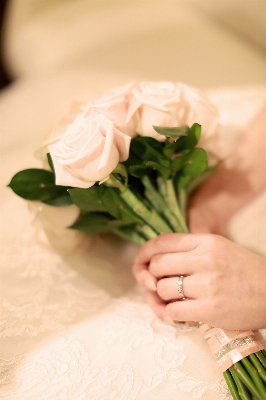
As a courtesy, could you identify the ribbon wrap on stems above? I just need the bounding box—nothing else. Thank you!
[198,323,264,373]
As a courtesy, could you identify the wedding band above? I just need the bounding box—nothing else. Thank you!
[177,275,186,299]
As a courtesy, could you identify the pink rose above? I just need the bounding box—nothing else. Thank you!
[82,82,138,138]
[130,82,219,143]
[35,102,85,164]
[48,110,131,188]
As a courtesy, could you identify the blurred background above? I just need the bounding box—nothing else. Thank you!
[0,0,266,151]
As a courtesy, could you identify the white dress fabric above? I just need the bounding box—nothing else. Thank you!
[0,88,266,400]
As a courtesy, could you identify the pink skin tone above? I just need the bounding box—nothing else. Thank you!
[132,106,266,330]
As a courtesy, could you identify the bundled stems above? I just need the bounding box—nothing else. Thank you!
[165,180,188,232]
[224,370,242,400]
[250,354,266,384]
[178,187,187,218]
[229,359,266,400]
[256,352,266,371]
[142,176,187,233]
[113,228,146,245]
[120,187,173,234]
[137,224,158,241]
[230,367,252,400]
[241,358,266,399]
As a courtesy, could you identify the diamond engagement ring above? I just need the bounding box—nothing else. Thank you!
[177,275,186,299]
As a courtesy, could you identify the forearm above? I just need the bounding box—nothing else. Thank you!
[191,106,266,234]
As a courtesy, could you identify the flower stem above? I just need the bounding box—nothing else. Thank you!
[157,176,167,198]
[136,224,158,240]
[223,370,242,400]
[233,361,265,400]
[250,353,266,384]
[229,367,252,400]
[157,176,188,232]
[255,351,266,371]
[178,187,187,219]
[142,176,181,232]
[120,188,172,235]
[241,358,266,399]
[113,228,146,245]
[165,180,188,232]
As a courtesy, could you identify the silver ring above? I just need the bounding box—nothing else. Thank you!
[177,275,186,299]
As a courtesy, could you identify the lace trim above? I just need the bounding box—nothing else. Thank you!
[0,227,233,399]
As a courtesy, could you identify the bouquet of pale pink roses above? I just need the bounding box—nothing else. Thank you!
[9,82,266,399]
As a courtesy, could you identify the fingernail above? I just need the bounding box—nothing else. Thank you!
[145,279,157,291]
[163,315,175,325]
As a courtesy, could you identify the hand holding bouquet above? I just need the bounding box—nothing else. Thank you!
[8,82,266,399]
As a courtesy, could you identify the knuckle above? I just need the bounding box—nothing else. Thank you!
[153,234,169,251]
[202,252,215,270]
[204,234,217,249]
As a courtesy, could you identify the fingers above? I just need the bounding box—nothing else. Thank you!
[157,275,200,301]
[148,252,199,278]
[133,233,207,291]
[146,291,167,320]
[134,233,201,266]
[166,299,208,323]
[147,288,208,325]
[133,233,201,288]
[132,260,157,290]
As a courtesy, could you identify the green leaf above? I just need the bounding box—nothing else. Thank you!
[174,173,191,189]
[46,153,55,173]
[130,137,170,168]
[114,226,146,244]
[122,152,143,170]
[162,140,181,158]
[68,186,106,212]
[44,191,73,206]
[173,148,208,189]
[171,154,187,174]
[172,148,208,178]
[8,168,65,201]
[182,148,208,178]
[163,123,201,157]
[153,125,189,141]
[113,163,128,187]
[174,123,201,153]
[163,124,201,158]
[100,186,143,224]
[129,161,171,180]
[69,212,131,233]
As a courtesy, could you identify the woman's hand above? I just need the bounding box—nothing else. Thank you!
[132,233,266,330]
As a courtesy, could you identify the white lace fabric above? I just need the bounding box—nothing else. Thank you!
[1,88,266,399]
[0,226,231,400]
